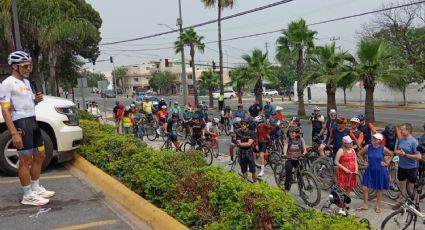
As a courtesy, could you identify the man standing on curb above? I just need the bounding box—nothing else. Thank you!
[218,93,225,111]
[1,51,55,206]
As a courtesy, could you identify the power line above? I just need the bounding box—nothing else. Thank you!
[100,0,294,45]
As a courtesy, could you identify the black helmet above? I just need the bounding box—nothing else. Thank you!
[240,118,249,124]
[172,113,179,118]
[357,114,366,121]
[384,124,396,138]
[225,105,231,110]
[288,126,300,133]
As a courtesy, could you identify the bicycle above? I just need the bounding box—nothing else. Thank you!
[273,155,321,207]
[219,116,231,136]
[160,134,182,152]
[183,137,213,166]
[380,197,425,229]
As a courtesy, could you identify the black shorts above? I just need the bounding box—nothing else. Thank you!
[258,142,268,153]
[239,149,256,173]
[13,117,44,155]
[398,168,417,183]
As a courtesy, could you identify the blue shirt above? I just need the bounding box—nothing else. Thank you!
[263,105,274,118]
[398,137,419,169]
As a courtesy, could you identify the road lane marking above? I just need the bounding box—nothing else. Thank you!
[0,174,72,184]
[51,220,118,230]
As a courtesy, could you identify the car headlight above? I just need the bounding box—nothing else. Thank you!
[55,105,79,126]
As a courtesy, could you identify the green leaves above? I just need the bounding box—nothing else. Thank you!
[149,71,177,94]
[174,28,205,55]
[199,70,220,91]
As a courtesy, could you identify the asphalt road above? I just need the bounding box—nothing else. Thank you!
[0,162,138,230]
[73,94,425,129]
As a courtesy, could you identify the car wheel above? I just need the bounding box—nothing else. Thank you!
[0,129,54,176]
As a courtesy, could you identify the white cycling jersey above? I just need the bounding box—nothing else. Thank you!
[0,76,36,121]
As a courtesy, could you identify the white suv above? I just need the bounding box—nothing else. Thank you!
[0,96,83,176]
[213,89,236,99]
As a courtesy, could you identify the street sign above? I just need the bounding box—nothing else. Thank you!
[77,78,88,88]
[73,87,91,97]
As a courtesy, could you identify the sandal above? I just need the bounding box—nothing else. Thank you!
[355,207,368,211]
[375,207,381,213]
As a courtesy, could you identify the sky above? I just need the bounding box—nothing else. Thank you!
[84,0,402,72]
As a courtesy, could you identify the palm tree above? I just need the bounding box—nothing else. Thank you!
[230,66,251,104]
[199,70,220,108]
[356,39,393,122]
[276,19,316,116]
[309,43,355,114]
[336,64,357,105]
[241,49,274,106]
[175,28,205,105]
[201,0,235,96]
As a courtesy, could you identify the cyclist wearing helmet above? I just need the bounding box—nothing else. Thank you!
[159,98,167,108]
[236,118,257,182]
[283,126,307,191]
[309,106,325,140]
[171,101,181,116]
[234,103,247,119]
[326,117,357,157]
[248,100,262,118]
[164,113,182,150]
[228,117,242,165]
[256,116,275,177]
[220,105,232,132]
[263,98,274,121]
[275,106,285,122]
[320,109,338,143]
[156,105,169,135]
[194,104,205,122]
[1,51,54,206]
[201,101,209,121]
[189,114,206,148]
[142,97,154,115]
[349,117,364,151]
[205,118,220,150]
[182,106,193,136]
[357,114,376,146]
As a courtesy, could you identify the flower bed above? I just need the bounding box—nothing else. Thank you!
[78,120,369,230]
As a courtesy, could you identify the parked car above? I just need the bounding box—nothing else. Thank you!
[213,89,236,99]
[263,89,279,96]
[0,96,83,176]
[101,90,116,98]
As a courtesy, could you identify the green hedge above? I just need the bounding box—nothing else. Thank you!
[78,120,369,230]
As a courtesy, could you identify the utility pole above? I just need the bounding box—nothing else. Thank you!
[110,56,118,95]
[265,42,269,54]
[177,0,188,105]
[11,0,22,50]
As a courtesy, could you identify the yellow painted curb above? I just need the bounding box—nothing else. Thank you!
[70,155,188,230]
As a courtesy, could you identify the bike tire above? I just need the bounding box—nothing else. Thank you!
[298,171,321,207]
[224,120,231,136]
[199,146,213,166]
[145,126,157,141]
[380,208,414,230]
[310,157,333,190]
[268,151,281,171]
[273,162,285,189]
[183,142,192,152]
[230,150,240,172]
[353,170,377,200]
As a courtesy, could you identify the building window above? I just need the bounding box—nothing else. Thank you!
[134,77,139,82]
[187,74,192,79]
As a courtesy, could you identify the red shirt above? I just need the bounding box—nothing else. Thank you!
[117,108,125,120]
[256,123,275,143]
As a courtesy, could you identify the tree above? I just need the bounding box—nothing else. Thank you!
[241,49,274,106]
[356,39,393,122]
[276,19,317,116]
[309,43,355,113]
[80,69,106,88]
[230,66,251,104]
[336,65,357,105]
[149,71,176,95]
[201,0,235,96]
[175,28,205,105]
[268,64,296,101]
[199,70,219,108]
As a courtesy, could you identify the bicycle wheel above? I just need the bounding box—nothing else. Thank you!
[199,146,213,166]
[353,169,377,200]
[268,151,281,170]
[230,150,240,172]
[380,208,414,230]
[161,140,172,150]
[145,125,158,141]
[224,121,231,136]
[273,161,285,189]
[183,142,192,152]
[310,157,333,190]
[298,171,321,207]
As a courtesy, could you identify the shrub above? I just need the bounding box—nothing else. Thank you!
[78,120,370,230]
[78,109,96,121]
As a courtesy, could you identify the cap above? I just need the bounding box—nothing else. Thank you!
[373,133,383,141]
[342,135,353,144]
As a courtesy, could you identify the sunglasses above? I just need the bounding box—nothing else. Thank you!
[16,64,33,70]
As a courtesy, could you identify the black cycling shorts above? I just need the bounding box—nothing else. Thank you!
[239,149,256,173]
[13,117,44,155]
[258,142,268,153]
[398,168,417,183]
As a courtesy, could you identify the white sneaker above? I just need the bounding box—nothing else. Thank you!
[21,193,49,206]
[156,129,160,135]
[33,186,55,198]
[227,160,234,165]
[258,170,264,177]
